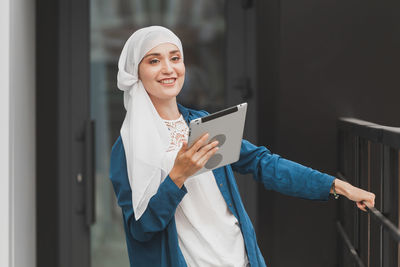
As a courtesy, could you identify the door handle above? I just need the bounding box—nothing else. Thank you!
[85,119,95,226]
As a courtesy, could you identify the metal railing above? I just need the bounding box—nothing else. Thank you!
[337,117,400,267]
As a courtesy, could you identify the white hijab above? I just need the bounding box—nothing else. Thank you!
[117,26,184,220]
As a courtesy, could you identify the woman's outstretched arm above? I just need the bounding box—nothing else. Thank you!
[231,139,375,210]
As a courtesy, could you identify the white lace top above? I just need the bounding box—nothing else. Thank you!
[162,114,248,267]
[164,115,189,152]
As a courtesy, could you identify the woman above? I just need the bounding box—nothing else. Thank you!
[110,26,375,267]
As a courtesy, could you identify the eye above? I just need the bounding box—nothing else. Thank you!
[171,56,181,62]
[149,58,159,64]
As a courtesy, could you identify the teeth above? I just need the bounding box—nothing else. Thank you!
[160,79,175,84]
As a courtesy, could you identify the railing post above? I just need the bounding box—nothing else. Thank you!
[337,118,400,267]
[354,135,360,259]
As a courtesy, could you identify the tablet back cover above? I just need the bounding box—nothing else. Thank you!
[188,103,247,176]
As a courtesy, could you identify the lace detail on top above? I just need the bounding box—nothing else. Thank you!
[163,114,189,152]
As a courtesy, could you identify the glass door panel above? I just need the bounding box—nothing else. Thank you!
[90,1,226,266]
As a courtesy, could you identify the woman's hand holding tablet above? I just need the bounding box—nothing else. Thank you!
[169,133,219,188]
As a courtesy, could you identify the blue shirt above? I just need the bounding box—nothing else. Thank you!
[109,103,335,267]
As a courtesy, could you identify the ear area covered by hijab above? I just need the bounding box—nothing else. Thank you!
[117,26,184,220]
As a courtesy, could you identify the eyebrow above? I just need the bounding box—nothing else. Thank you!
[143,50,181,59]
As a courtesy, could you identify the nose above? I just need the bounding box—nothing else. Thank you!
[161,60,173,74]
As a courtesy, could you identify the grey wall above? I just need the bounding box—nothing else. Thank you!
[256,0,400,266]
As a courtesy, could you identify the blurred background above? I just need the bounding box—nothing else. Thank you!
[2,0,400,266]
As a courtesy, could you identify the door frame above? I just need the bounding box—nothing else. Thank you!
[37,0,91,266]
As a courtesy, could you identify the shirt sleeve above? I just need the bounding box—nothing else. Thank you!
[231,139,335,200]
[109,137,187,242]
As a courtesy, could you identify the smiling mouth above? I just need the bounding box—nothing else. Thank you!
[159,78,176,85]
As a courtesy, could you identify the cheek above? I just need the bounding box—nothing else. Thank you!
[177,63,185,77]
[139,65,158,84]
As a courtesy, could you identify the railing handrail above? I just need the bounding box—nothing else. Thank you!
[338,117,400,149]
[337,172,400,243]
[336,221,365,267]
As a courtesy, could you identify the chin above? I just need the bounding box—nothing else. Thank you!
[149,90,181,102]
[162,91,181,100]
[159,87,182,99]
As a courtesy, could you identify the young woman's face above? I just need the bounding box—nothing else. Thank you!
[138,43,185,102]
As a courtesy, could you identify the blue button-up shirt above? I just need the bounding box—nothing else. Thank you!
[110,103,335,267]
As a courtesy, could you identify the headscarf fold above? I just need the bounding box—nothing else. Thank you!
[117,26,184,220]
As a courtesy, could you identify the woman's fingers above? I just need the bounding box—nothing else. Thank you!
[340,182,376,212]
[347,185,375,206]
[359,192,375,207]
[171,134,219,182]
[363,194,375,210]
[198,146,219,167]
[356,202,367,212]
[366,193,375,207]
[355,192,375,212]
[187,133,210,155]
[192,140,219,161]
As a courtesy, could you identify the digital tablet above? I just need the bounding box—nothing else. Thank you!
[188,102,247,176]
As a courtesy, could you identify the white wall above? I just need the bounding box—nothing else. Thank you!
[1,0,36,267]
[0,0,11,265]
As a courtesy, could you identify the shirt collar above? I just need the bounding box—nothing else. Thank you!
[177,103,191,123]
